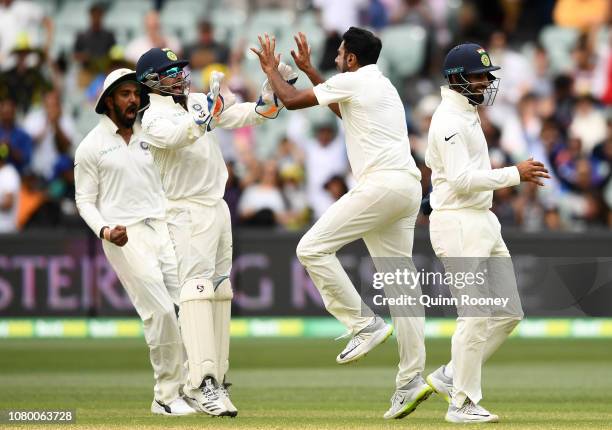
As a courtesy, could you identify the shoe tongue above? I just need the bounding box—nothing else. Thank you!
[205,378,216,389]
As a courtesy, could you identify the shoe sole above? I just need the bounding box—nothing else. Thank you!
[445,413,499,423]
[336,324,393,365]
[151,406,197,417]
[385,385,434,419]
[426,374,451,404]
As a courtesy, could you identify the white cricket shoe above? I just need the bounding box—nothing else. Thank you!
[151,397,198,416]
[184,376,231,417]
[446,399,499,423]
[426,365,453,404]
[217,383,238,417]
[383,374,434,419]
[336,316,393,364]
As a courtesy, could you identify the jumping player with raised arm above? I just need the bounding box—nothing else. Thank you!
[252,28,432,419]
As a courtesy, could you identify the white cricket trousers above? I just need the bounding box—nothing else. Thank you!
[166,198,233,386]
[429,208,523,407]
[166,199,232,284]
[102,218,184,404]
[297,170,426,388]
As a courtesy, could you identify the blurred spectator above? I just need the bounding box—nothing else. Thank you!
[313,0,367,72]
[0,98,32,172]
[513,182,559,231]
[224,161,242,226]
[492,186,517,227]
[0,0,53,69]
[552,74,576,129]
[313,0,367,35]
[302,122,348,220]
[323,174,349,203]
[0,141,20,233]
[279,163,309,229]
[184,20,230,71]
[239,160,288,227]
[569,95,607,155]
[553,0,609,30]
[124,10,181,64]
[73,3,116,74]
[557,157,610,229]
[0,36,52,114]
[531,43,554,98]
[571,34,598,96]
[275,136,304,172]
[363,0,388,31]
[487,31,536,127]
[500,93,543,161]
[23,90,77,181]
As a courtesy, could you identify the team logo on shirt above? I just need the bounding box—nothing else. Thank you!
[192,103,202,111]
[140,141,150,150]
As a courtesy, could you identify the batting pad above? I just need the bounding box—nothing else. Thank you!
[213,278,233,382]
[179,278,216,388]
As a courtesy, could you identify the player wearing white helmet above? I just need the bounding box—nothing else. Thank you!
[74,68,197,417]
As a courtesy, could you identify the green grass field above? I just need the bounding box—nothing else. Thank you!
[1,336,611,429]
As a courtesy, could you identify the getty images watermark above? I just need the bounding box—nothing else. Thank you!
[360,257,523,318]
[371,267,511,308]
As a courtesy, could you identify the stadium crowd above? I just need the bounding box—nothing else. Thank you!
[0,0,611,233]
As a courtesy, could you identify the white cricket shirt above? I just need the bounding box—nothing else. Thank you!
[141,93,265,206]
[425,87,520,211]
[74,115,166,236]
[313,64,421,182]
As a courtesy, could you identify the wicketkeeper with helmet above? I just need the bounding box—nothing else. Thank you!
[135,47,297,417]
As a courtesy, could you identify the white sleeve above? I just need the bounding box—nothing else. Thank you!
[313,73,357,106]
[439,126,520,193]
[141,111,204,150]
[74,145,107,237]
[216,102,266,129]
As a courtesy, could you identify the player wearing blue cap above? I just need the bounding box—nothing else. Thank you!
[424,43,550,423]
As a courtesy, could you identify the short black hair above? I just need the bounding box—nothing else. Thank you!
[342,27,382,66]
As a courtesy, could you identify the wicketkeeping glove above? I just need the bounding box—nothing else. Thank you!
[189,71,226,131]
[255,62,298,119]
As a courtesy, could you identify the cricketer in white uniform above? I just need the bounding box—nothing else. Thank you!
[424,43,549,423]
[135,47,297,417]
[74,69,196,416]
[252,28,431,419]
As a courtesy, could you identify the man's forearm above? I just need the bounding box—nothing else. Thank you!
[266,68,299,106]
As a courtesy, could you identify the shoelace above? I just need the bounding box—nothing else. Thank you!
[201,384,220,401]
[459,401,481,415]
[390,390,406,404]
[217,385,229,399]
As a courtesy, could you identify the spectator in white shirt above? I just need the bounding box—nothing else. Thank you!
[0,141,20,233]
[23,90,77,181]
[302,122,349,219]
[125,10,181,64]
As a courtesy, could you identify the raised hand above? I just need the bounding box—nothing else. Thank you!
[250,33,281,74]
[516,157,551,186]
[291,32,314,73]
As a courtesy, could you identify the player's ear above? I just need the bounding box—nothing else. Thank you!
[347,52,358,68]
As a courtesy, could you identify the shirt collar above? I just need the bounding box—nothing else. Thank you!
[357,64,379,74]
[99,114,141,139]
[440,86,477,112]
